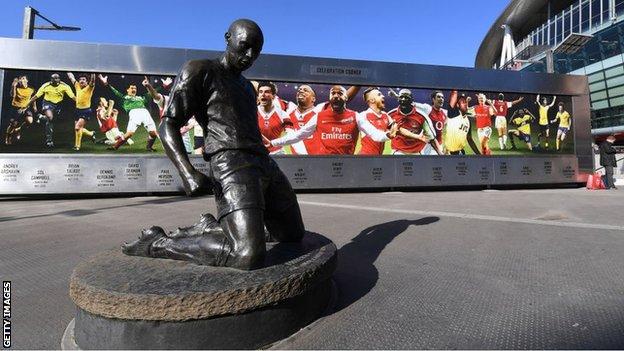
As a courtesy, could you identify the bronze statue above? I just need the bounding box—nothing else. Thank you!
[122,19,305,270]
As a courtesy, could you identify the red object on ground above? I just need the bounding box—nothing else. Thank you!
[586,172,606,190]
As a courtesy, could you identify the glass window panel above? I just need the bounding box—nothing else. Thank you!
[549,21,556,44]
[556,16,564,44]
[610,96,624,106]
[605,65,624,78]
[588,71,605,82]
[603,0,611,21]
[585,37,603,63]
[572,7,580,33]
[593,100,610,109]
[591,80,607,90]
[581,1,590,32]
[617,0,624,16]
[591,0,602,29]
[607,75,624,87]
[569,49,587,71]
[591,91,609,100]
[600,26,622,58]
[564,10,571,38]
[555,55,570,73]
[609,85,624,96]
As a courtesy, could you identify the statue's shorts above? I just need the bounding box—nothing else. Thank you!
[208,150,298,220]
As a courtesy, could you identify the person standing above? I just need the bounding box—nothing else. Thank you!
[599,135,618,190]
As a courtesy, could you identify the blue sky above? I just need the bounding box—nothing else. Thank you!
[0,0,507,68]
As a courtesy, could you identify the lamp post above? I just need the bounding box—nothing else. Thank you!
[22,6,81,39]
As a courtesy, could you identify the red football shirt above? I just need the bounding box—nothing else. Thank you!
[493,100,511,117]
[389,107,427,154]
[257,107,292,152]
[474,104,493,128]
[97,107,118,132]
[358,109,391,155]
[428,107,447,144]
[288,108,319,155]
[314,108,359,155]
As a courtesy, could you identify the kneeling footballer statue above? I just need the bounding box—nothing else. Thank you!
[122,19,305,270]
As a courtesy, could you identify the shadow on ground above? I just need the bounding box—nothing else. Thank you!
[333,217,439,312]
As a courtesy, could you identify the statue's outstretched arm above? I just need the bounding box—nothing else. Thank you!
[160,61,212,197]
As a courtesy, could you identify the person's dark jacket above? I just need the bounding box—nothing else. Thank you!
[599,141,617,166]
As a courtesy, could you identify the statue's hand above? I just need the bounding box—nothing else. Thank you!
[183,170,213,197]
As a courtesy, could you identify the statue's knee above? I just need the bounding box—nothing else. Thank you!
[228,248,265,270]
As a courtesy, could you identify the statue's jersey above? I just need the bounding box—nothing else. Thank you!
[164,59,267,157]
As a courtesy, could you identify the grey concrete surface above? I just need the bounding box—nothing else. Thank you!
[1,188,623,349]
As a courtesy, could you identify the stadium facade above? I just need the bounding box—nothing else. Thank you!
[476,0,624,138]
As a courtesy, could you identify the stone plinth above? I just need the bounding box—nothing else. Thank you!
[65,232,337,350]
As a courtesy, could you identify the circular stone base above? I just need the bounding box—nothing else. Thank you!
[68,232,337,350]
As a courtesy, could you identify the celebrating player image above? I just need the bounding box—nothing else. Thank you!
[419,91,448,153]
[98,74,160,151]
[508,108,535,151]
[445,92,481,155]
[389,88,447,154]
[550,102,572,151]
[358,87,394,155]
[387,89,439,155]
[67,72,96,151]
[267,85,397,155]
[256,81,293,154]
[492,93,523,150]
[473,93,496,155]
[283,85,321,155]
[95,98,134,147]
[535,94,556,150]
[22,73,76,148]
[10,75,36,127]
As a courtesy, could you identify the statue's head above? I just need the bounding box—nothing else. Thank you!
[223,19,264,73]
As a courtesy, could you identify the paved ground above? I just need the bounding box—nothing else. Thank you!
[1,187,624,349]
